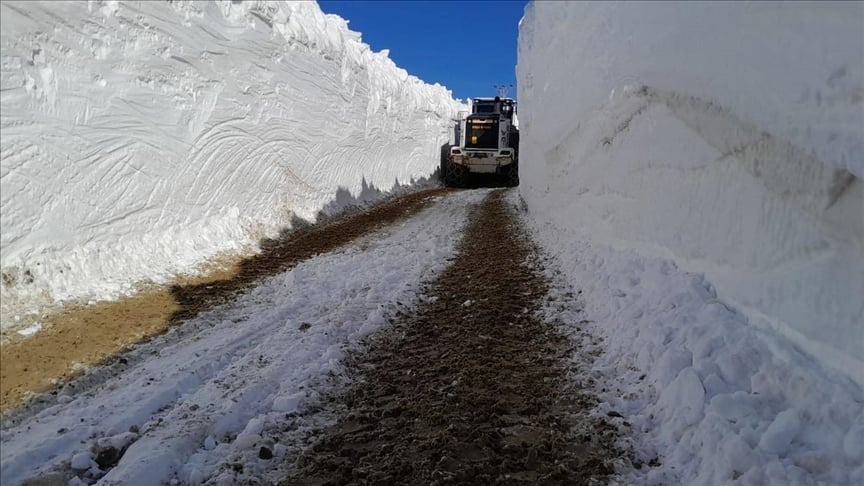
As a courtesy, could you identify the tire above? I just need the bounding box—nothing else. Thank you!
[439,143,452,185]
[508,131,519,155]
[445,160,466,188]
[440,143,468,188]
[504,130,520,187]
[503,161,519,187]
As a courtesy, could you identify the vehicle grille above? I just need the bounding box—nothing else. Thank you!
[465,116,499,150]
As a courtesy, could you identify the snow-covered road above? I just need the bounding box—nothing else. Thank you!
[1,190,488,486]
[3,1,862,485]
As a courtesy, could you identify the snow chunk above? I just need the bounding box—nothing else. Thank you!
[758,409,801,455]
[657,367,705,436]
[70,451,94,471]
[203,435,217,451]
[16,322,42,336]
[272,391,305,413]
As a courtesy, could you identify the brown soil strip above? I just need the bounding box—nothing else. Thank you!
[0,188,451,414]
[285,190,620,485]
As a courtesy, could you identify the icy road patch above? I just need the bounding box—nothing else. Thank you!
[0,190,487,486]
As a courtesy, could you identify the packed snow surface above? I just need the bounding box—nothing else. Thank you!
[0,191,486,485]
[0,0,463,330]
[518,2,864,483]
[530,223,864,485]
[517,1,863,382]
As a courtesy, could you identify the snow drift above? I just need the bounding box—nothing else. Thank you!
[518,3,863,482]
[517,1,863,383]
[0,0,463,329]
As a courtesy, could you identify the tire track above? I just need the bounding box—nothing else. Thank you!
[285,190,621,485]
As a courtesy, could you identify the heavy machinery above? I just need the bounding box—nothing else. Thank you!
[440,92,519,187]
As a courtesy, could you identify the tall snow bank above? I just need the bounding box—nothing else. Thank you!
[517,2,863,381]
[0,0,464,328]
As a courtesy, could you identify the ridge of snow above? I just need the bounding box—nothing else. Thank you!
[0,0,466,330]
[518,2,864,482]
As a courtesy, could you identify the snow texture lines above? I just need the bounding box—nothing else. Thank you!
[518,2,863,382]
[0,0,465,330]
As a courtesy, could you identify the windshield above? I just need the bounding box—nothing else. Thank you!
[473,102,496,114]
[472,99,515,117]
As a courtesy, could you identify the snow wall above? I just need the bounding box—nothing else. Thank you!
[517,2,863,382]
[0,0,463,328]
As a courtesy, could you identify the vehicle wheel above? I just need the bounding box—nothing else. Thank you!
[508,131,519,155]
[445,160,466,188]
[439,143,452,186]
[503,161,519,187]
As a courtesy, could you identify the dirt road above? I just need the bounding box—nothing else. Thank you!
[285,190,620,485]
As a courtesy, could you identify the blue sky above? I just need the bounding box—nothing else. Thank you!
[317,0,528,102]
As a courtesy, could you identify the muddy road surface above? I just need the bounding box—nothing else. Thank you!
[285,191,620,485]
[1,188,625,486]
